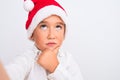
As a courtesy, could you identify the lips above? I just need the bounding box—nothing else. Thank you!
[46,42,56,47]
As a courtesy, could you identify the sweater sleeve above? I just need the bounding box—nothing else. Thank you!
[5,51,34,80]
[47,52,84,80]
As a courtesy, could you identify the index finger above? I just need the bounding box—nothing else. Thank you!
[52,46,60,54]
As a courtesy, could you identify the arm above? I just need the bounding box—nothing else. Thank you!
[37,47,83,80]
[47,52,84,80]
[0,61,10,80]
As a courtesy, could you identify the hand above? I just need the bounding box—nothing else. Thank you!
[0,61,10,80]
[37,47,59,73]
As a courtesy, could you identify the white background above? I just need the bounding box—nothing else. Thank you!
[0,0,120,80]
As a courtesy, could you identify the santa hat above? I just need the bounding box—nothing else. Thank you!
[23,0,67,40]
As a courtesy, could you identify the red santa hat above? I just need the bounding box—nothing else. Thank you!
[23,0,67,40]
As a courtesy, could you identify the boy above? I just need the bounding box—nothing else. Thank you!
[5,0,83,80]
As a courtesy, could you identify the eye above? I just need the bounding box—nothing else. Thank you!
[40,24,47,30]
[56,25,62,30]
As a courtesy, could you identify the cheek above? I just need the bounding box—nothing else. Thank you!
[57,32,65,43]
[36,34,46,42]
[35,31,46,41]
[34,33,46,47]
[35,37,46,50]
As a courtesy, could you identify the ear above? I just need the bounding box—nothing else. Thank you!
[30,34,35,41]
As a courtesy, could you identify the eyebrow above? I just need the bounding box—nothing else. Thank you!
[57,22,65,26]
[39,21,66,26]
[40,21,46,24]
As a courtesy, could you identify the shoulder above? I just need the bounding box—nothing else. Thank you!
[6,45,37,67]
[18,45,39,61]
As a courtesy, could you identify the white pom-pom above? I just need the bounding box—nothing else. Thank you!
[23,0,34,12]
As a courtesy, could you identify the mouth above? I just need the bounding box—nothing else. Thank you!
[46,42,57,47]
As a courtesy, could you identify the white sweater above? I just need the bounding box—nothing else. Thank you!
[5,45,83,80]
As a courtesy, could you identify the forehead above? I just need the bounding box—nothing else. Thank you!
[41,15,64,23]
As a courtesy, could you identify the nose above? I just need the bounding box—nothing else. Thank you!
[47,28,56,39]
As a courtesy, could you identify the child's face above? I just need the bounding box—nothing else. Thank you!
[32,15,65,51]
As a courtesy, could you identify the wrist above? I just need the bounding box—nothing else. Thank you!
[48,61,59,73]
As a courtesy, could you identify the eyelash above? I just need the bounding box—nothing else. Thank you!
[56,25,62,30]
[40,24,47,30]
